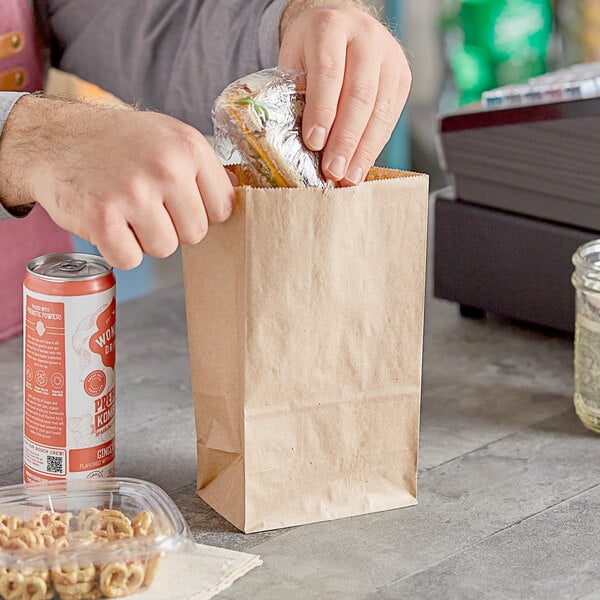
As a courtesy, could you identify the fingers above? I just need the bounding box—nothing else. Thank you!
[339,51,410,187]
[125,153,235,264]
[324,34,410,185]
[280,7,412,186]
[283,13,347,152]
[321,32,380,183]
[128,203,180,259]
[91,218,143,271]
[89,143,234,270]
[128,131,234,263]
[192,141,236,225]
[164,185,209,247]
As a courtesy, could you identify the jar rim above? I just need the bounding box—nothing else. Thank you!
[573,240,600,274]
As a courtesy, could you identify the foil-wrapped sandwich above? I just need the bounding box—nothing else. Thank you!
[213,68,331,188]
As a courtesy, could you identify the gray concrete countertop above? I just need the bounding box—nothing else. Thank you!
[1,282,598,599]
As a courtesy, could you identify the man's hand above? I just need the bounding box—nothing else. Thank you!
[0,95,234,270]
[279,1,411,186]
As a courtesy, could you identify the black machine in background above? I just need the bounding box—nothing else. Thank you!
[435,75,600,332]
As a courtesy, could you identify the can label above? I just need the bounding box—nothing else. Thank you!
[23,255,116,482]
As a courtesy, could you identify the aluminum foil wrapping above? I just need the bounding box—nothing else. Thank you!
[213,68,331,188]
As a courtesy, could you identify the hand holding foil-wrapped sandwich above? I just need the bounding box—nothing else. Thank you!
[0,1,410,281]
[213,68,331,189]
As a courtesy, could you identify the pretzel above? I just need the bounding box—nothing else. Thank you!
[131,511,154,537]
[3,527,44,550]
[82,511,133,542]
[0,570,25,600]
[99,562,144,598]
[0,508,161,599]
[53,535,69,550]
[27,511,72,530]
[26,511,53,530]
[21,574,53,600]
[0,514,22,528]
[65,530,97,548]
[0,515,23,534]
[27,511,73,542]
[17,568,50,582]
[58,589,103,600]
[76,509,100,532]
[142,554,162,587]
[54,580,95,597]
[51,563,96,586]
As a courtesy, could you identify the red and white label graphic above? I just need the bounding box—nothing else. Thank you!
[69,438,115,473]
[24,297,66,448]
[89,297,116,368]
[94,386,115,434]
[84,370,106,397]
[23,437,66,477]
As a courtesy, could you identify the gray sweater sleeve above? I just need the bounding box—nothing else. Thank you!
[42,0,289,134]
[0,92,28,220]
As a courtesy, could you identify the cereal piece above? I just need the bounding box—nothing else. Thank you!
[99,561,144,598]
[0,570,25,600]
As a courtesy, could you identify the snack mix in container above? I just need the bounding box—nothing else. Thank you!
[0,478,191,599]
[213,67,332,189]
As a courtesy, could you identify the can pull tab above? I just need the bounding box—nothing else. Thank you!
[57,259,87,273]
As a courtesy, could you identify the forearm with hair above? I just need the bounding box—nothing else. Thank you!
[0,95,39,212]
[279,0,378,40]
[0,94,129,212]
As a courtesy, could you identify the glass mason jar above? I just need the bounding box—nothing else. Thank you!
[572,239,600,433]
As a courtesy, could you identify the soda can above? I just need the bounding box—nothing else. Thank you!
[23,253,116,482]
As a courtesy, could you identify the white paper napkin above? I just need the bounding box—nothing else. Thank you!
[135,542,262,600]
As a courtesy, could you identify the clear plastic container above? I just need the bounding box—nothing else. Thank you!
[0,478,192,599]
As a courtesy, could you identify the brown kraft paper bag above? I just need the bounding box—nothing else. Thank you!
[182,167,429,533]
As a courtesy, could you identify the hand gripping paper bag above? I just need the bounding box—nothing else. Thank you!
[182,167,429,533]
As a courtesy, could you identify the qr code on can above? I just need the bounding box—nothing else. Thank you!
[46,455,64,474]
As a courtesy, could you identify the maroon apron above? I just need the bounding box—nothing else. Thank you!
[0,0,73,341]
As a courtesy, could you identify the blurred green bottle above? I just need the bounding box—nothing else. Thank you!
[441,0,554,106]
